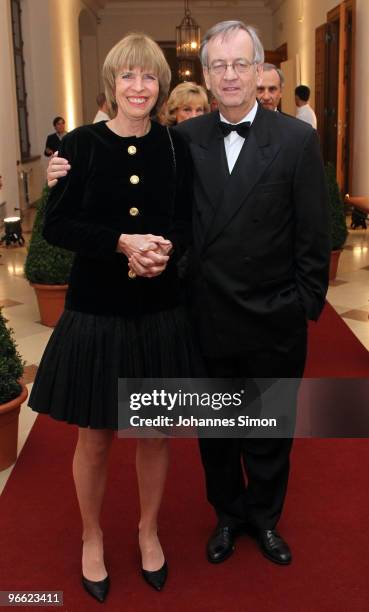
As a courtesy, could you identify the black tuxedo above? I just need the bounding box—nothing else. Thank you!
[176,106,329,357]
[176,105,330,528]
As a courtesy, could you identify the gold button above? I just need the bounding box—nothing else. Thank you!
[129,207,139,217]
[130,175,139,185]
[128,270,137,279]
[128,145,137,155]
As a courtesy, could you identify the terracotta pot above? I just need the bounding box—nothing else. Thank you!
[31,283,68,327]
[329,249,342,281]
[0,383,28,471]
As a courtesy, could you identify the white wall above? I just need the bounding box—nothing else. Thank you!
[22,0,56,160]
[272,0,339,103]
[48,0,85,131]
[280,58,298,115]
[79,9,100,124]
[0,0,90,210]
[20,0,57,205]
[97,2,274,78]
[272,0,369,195]
[3,0,368,209]
[0,0,20,218]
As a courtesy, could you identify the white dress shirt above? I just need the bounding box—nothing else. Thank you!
[296,104,317,129]
[93,109,110,124]
[219,101,258,173]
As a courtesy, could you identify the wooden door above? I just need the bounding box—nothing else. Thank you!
[337,2,355,193]
[315,20,339,166]
[315,0,355,192]
[315,24,327,154]
[326,19,340,167]
[265,43,288,67]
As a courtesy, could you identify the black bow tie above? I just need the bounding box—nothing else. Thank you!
[219,120,251,138]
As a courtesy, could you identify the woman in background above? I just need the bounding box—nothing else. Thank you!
[164,82,209,125]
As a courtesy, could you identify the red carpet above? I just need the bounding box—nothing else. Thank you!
[305,302,369,377]
[0,303,368,611]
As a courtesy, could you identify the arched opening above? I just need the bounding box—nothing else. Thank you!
[79,9,99,124]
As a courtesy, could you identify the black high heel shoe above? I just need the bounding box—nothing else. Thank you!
[81,574,110,603]
[141,561,168,591]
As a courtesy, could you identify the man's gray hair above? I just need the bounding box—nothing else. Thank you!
[262,63,285,88]
[200,20,265,67]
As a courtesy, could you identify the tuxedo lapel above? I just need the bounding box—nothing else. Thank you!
[189,112,228,218]
[202,107,281,250]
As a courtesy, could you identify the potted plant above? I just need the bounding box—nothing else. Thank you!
[24,184,74,326]
[0,309,27,471]
[325,163,348,280]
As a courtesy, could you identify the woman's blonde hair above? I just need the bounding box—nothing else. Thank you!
[102,32,171,117]
[164,82,210,126]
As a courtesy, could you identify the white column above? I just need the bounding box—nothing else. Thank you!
[0,0,21,218]
[48,0,85,130]
[353,0,369,195]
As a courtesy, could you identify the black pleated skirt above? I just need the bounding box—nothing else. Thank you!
[29,307,204,430]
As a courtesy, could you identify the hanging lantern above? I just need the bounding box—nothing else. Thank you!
[176,0,201,60]
[178,59,196,81]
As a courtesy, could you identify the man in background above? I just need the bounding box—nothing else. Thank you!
[295,85,317,129]
[93,92,110,123]
[44,116,66,157]
[256,63,284,111]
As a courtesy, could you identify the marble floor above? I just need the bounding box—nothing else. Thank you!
[1,215,369,494]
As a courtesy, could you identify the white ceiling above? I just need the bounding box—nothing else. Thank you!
[86,0,286,18]
[97,0,283,8]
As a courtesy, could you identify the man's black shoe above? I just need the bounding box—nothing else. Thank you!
[207,525,236,564]
[256,529,292,565]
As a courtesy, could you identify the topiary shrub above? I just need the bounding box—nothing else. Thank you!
[0,309,24,404]
[24,184,74,284]
[325,163,348,250]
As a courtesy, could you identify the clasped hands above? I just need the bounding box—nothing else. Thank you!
[47,152,173,279]
[117,234,173,278]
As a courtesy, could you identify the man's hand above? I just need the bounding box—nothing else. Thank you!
[117,234,171,258]
[47,151,71,187]
[125,238,173,278]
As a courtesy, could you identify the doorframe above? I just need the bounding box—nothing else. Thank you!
[328,0,356,192]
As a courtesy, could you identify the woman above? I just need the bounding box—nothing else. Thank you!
[164,82,209,125]
[29,33,200,603]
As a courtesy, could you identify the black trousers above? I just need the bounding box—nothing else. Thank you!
[199,327,307,530]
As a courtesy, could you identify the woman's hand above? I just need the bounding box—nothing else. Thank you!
[126,238,173,278]
[47,152,71,187]
[129,250,170,278]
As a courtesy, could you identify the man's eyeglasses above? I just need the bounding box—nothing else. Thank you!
[208,60,255,75]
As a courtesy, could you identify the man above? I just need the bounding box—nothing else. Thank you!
[44,116,67,157]
[256,63,284,111]
[175,21,329,566]
[46,20,330,567]
[295,85,317,128]
[93,92,110,123]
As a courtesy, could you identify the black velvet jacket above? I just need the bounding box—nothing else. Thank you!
[43,120,192,316]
